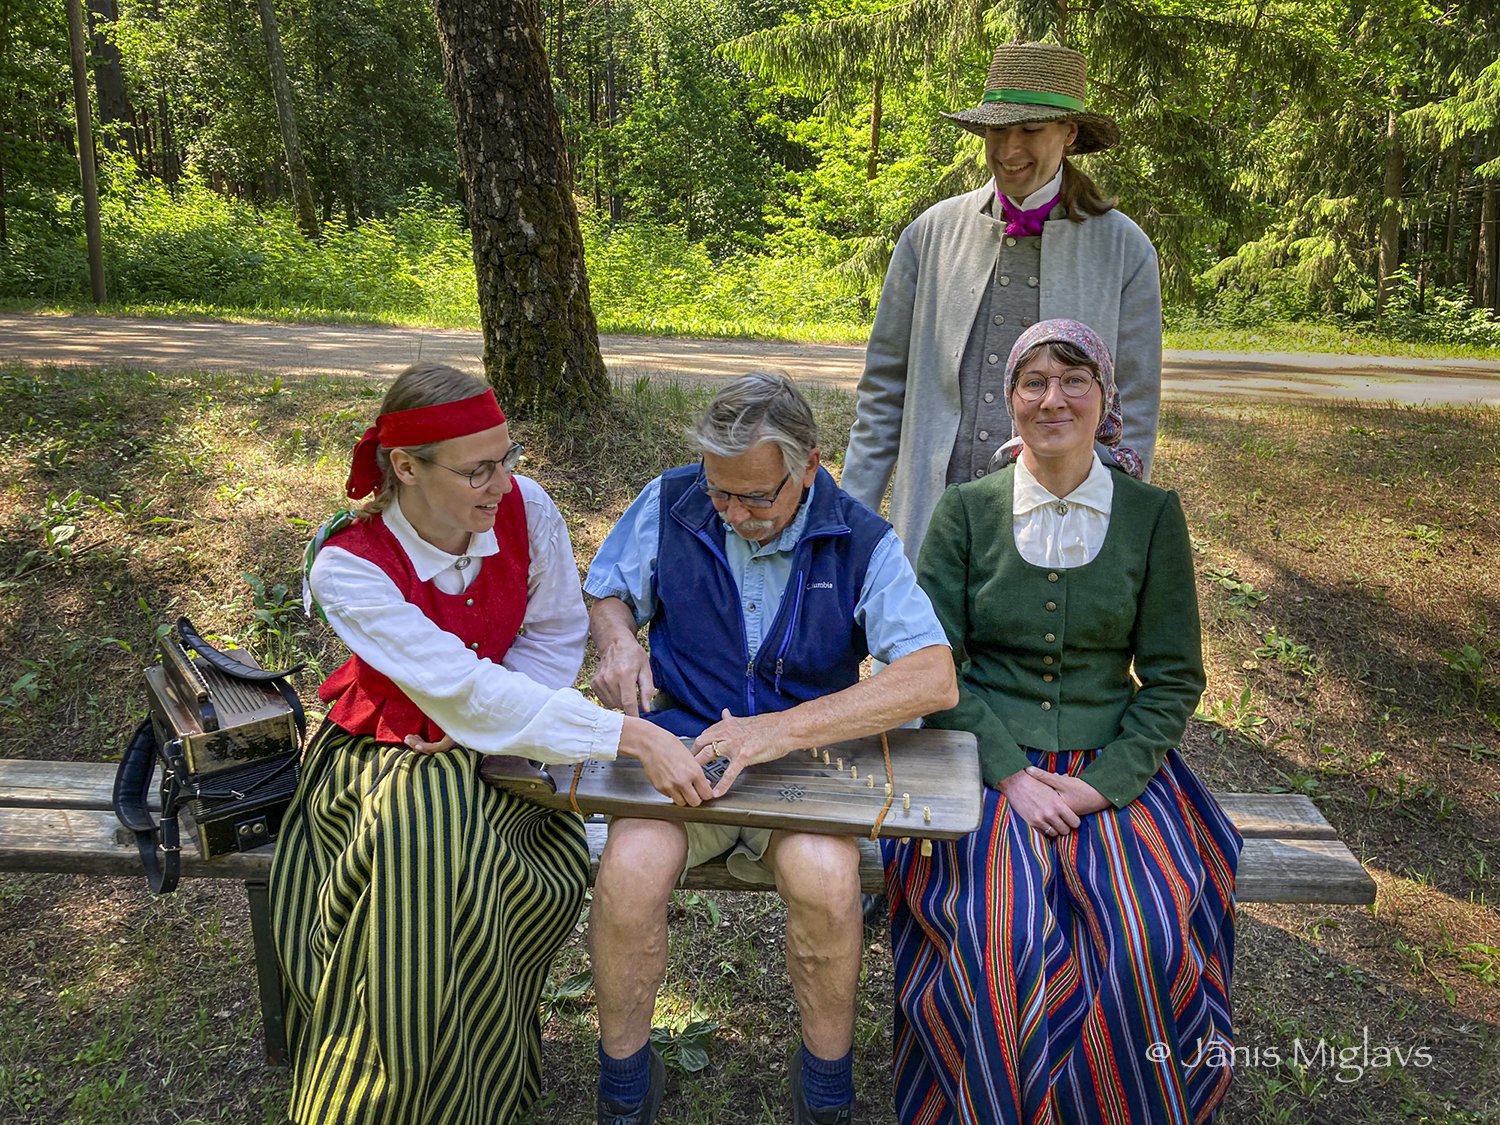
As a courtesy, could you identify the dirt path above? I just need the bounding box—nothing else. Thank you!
[4,312,1500,406]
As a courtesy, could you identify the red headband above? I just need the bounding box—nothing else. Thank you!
[344,389,507,499]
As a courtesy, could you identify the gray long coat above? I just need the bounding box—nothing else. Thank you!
[842,182,1163,560]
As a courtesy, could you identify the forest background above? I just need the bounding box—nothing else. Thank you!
[4,0,1500,353]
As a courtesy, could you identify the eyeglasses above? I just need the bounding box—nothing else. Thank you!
[411,443,524,488]
[1012,371,1099,402]
[697,464,793,510]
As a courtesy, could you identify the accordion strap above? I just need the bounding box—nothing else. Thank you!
[175,616,306,684]
[111,718,184,895]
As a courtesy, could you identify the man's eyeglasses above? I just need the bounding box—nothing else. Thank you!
[411,443,525,488]
[697,465,792,510]
[1012,371,1099,402]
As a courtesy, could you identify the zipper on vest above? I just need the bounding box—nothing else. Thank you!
[772,568,807,695]
[745,659,756,714]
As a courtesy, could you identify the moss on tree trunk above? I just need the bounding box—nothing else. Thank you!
[432,0,610,419]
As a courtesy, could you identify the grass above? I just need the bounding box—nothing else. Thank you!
[1164,320,1500,362]
[0,362,1498,1122]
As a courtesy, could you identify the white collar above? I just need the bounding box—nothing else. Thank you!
[1003,165,1065,212]
[1013,452,1114,516]
[384,494,500,582]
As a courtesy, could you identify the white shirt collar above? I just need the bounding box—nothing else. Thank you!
[1013,452,1114,516]
[1003,165,1065,212]
[383,494,499,583]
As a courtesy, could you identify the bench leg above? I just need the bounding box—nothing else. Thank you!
[246,880,288,1067]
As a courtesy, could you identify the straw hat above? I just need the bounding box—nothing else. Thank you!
[942,42,1119,154]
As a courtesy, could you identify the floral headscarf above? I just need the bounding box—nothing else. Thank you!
[992,318,1144,480]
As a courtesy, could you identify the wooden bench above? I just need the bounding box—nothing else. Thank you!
[0,758,1377,1065]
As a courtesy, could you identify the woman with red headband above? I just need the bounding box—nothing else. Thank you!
[270,363,711,1125]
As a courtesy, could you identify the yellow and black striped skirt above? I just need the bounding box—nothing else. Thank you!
[270,722,589,1124]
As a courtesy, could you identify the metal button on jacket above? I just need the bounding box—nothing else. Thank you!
[993,314,1006,325]
[1048,572,1059,582]
[983,392,996,403]
[1055,501,1069,516]
[1045,601,1057,611]
[974,468,986,478]
[1005,236,1017,246]
[1027,276,1040,287]
[1041,700,1052,710]
[469,641,480,650]
[465,598,474,607]
[1043,655,1055,665]
[1045,632,1056,643]
[1043,673,1054,682]
[999,275,1011,286]
[987,353,1000,365]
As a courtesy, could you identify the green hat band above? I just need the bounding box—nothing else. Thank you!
[982,88,1085,112]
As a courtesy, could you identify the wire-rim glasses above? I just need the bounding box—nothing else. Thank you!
[1012,371,1099,402]
[411,442,525,488]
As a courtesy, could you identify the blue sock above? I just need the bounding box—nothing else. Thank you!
[800,1044,854,1110]
[598,1041,652,1107]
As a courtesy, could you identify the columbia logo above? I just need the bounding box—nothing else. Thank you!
[807,581,834,590]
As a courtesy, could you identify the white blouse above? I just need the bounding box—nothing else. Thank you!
[307,477,623,763]
[1012,453,1114,568]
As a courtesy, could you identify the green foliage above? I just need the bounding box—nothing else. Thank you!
[650,1019,719,1074]
[1,168,480,321]
[581,212,870,336]
[106,0,457,216]
[1203,563,1268,611]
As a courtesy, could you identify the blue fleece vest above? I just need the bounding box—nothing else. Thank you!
[645,464,890,738]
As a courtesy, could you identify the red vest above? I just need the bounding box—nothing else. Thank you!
[318,492,531,744]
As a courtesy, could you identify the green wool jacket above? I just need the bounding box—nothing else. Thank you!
[916,464,1205,808]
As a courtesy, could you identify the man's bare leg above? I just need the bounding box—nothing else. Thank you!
[767,830,863,1055]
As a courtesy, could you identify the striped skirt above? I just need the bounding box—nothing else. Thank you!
[884,748,1240,1125]
[270,723,589,1125]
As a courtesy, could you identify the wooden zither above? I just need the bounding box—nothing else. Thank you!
[482,728,981,841]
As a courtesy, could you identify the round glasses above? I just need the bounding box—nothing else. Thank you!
[1012,371,1099,402]
[412,443,524,488]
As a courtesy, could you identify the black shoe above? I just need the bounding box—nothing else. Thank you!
[790,1048,854,1125]
[597,1047,665,1125]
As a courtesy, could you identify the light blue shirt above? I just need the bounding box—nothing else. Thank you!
[584,476,949,664]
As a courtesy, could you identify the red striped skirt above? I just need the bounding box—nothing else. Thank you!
[884,747,1240,1125]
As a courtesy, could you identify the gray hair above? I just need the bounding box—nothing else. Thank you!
[686,369,817,478]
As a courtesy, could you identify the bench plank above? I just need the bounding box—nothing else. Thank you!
[1210,793,1336,839]
[0,759,127,809]
[0,760,1346,839]
[0,799,1376,905]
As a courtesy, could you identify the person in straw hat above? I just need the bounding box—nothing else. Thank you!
[842,41,1162,565]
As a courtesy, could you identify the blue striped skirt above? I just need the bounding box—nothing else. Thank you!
[884,747,1240,1125]
[270,723,589,1124]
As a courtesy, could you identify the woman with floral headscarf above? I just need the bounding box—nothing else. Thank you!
[887,320,1240,1123]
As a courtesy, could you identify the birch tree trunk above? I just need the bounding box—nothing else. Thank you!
[431,0,609,417]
